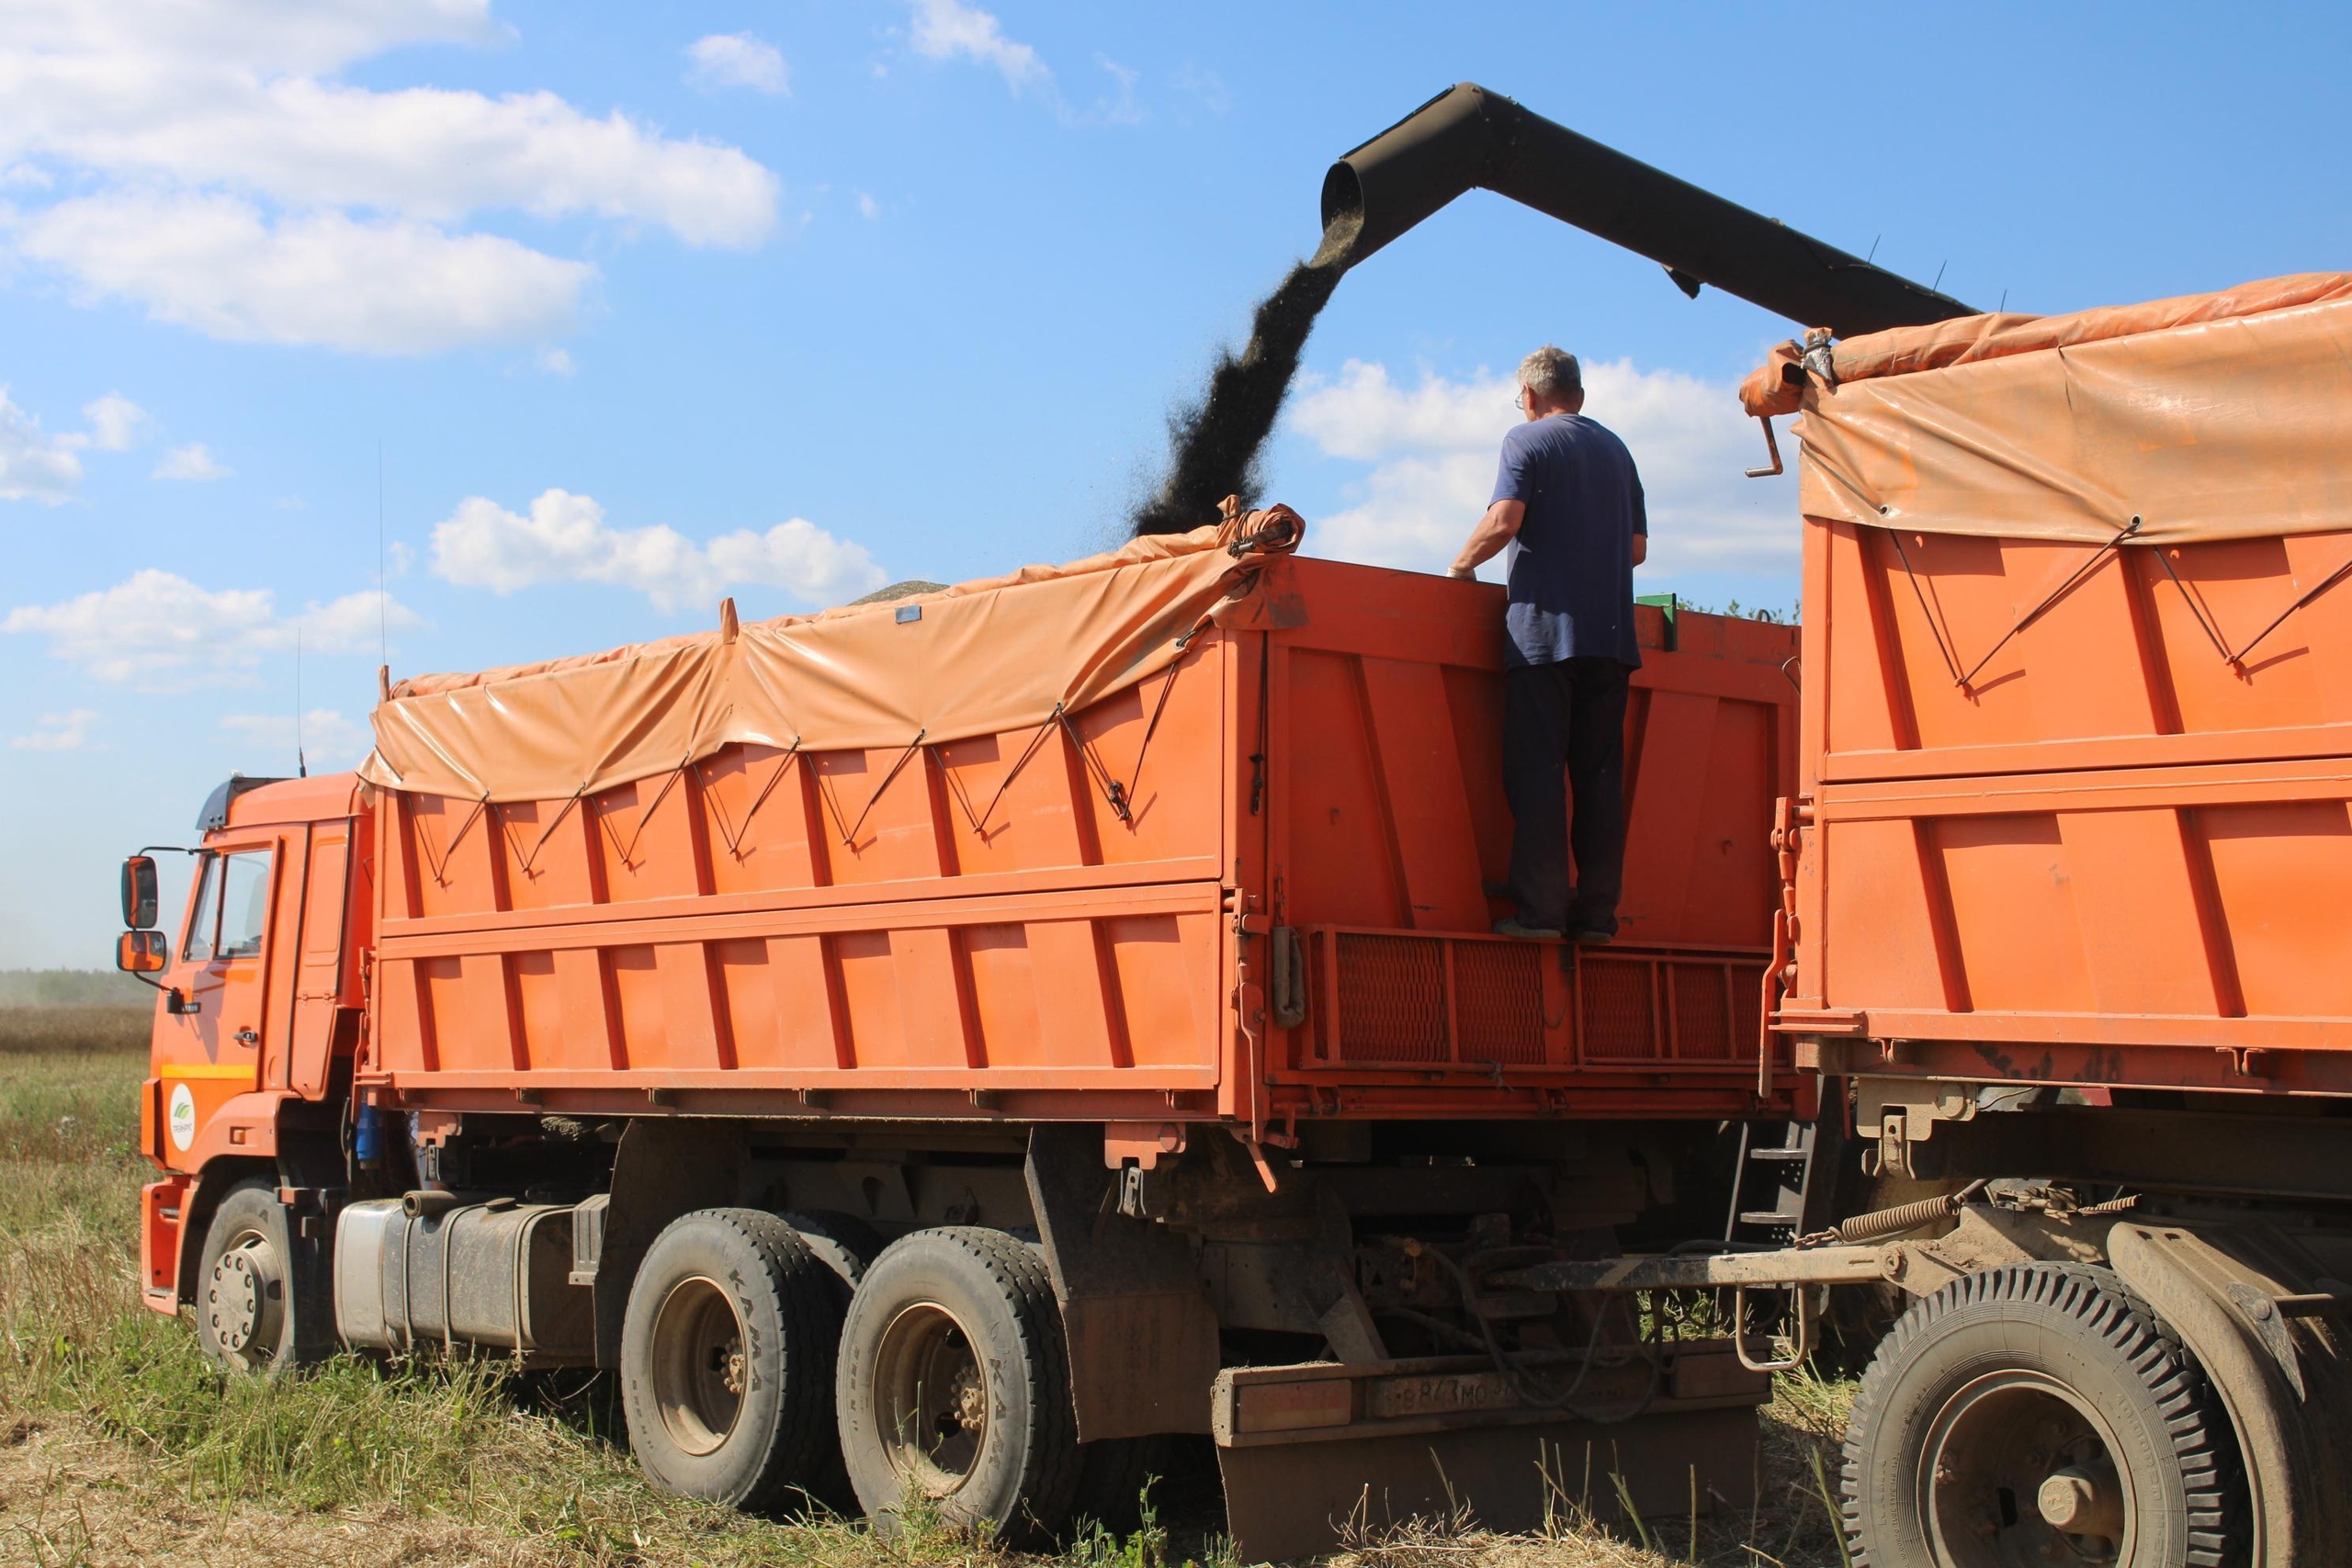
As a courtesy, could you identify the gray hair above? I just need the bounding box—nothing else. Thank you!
[1518,345,1582,403]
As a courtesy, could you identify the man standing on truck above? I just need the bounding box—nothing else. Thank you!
[1447,346,1647,942]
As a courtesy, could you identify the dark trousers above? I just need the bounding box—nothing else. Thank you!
[1504,657,1633,934]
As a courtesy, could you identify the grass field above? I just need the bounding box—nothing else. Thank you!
[0,1008,1856,1568]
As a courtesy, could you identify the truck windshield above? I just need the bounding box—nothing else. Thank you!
[181,850,273,964]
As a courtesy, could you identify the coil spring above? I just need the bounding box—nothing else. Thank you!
[1835,1179,1988,1244]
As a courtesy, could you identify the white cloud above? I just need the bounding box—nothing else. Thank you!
[153,441,231,481]
[907,0,1050,94]
[899,5,1143,126]
[537,346,574,376]
[1285,358,1799,580]
[686,32,788,96]
[221,708,373,768]
[0,387,85,503]
[7,1,503,80]
[900,5,1140,126]
[4,4,776,242]
[1087,57,1143,126]
[76,393,149,451]
[431,488,888,614]
[17,193,592,354]
[0,0,778,352]
[1170,63,1231,115]
[4,569,423,688]
[0,385,174,499]
[11,709,99,751]
[856,191,881,221]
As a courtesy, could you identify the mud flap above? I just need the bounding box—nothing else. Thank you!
[1212,1348,1768,1562]
[592,1118,748,1368]
[1026,1124,1220,1438]
[2109,1220,2352,1566]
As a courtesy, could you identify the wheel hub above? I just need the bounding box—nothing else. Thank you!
[204,1229,284,1369]
[650,1276,749,1458]
[2037,1467,2124,1538]
[1921,1371,2132,1567]
[875,1302,989,1494]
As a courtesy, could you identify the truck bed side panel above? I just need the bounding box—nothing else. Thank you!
[1794,516,2352,1072]
[371,638,1231,1102]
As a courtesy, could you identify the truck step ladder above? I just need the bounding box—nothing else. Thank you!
[1724,1120,1819,1247]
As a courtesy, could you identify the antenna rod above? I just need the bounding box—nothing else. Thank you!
[377,438,387,671]
[296,627,307,778]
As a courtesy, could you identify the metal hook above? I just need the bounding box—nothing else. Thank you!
[1743,416,1783,479]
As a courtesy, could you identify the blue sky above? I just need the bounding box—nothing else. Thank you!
[5,1,2349,964]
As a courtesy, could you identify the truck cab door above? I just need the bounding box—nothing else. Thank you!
[153,841,280,1163]
[287,819,354,1098]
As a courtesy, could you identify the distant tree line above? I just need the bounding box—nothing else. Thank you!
[0,969,152,1008]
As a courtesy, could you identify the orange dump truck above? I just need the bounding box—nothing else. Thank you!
[121,507,1808,1555]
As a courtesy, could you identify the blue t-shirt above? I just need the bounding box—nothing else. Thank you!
[1490,413,1646,669]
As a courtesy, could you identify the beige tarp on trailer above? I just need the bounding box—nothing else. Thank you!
[360,506,1299,803]
[1741,272,2352,546]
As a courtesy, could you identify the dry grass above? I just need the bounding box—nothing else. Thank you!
[1315,1366,1856,1568]
[0,1007,150,1246]
[0,1005,153,1056]
[0,1018,1855,1568]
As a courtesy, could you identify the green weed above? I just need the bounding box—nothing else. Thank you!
[0,1022,1862,1568]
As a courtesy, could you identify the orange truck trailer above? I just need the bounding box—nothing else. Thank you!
[1496,271,2352,1568]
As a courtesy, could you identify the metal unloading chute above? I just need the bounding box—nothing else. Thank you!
[1321,83,1974,336]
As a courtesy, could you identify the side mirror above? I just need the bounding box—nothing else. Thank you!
[121,855,158,930]
[117,929,168,975]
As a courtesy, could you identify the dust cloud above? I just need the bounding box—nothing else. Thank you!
[1129,217,1360,536]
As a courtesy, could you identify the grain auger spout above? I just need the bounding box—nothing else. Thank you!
[1319,82,1976,336]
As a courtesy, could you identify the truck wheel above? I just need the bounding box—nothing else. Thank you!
[835,1226,1081,1544]
[620,1208,846,1511]
[194,1178,320,1375]
[780,1210,883,1299]
[1842,1263,2242,1568]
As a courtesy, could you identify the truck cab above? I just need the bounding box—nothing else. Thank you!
[122,773,373,1340]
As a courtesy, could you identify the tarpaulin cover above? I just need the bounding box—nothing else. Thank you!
[1741,273,2352,546]
[361,507,1299,803]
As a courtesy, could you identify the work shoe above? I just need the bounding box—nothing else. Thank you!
[1566,927,1614,946]
[1493,919,1564,940]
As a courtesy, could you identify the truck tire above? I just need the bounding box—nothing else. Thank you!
[193,1178,323,1375]
[780,1210,883,1300]
[1069,1433,1179,1536]
[835,1226,1081,1544]
[1842,1262,2243,1568]
[620,1208,846,1511]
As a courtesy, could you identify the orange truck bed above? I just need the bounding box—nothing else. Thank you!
[1767,272,2352,1096]
[362,525,1803,1129]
